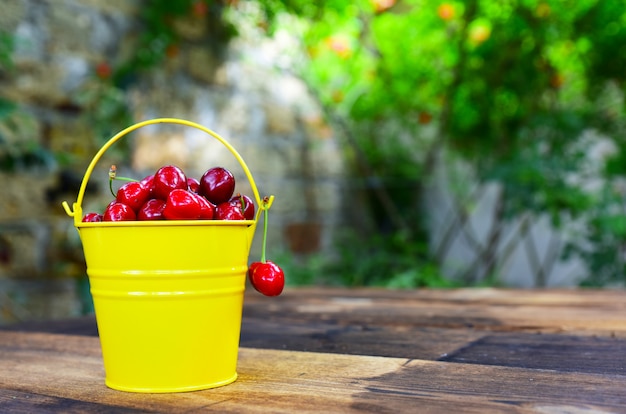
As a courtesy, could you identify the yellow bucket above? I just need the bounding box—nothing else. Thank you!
[62,118,267,393]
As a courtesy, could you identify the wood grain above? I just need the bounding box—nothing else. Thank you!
[243,287,626,336]
[4,287,626,375]
[1,331,625,413]
[7,287,626,338]
[439,332,626,375]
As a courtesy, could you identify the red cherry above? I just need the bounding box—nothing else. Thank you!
[215,201,245,220]
[189,192,215,219]
[140,174,155,198]
[82,212,103,222]
[103,202,136,221]
[199,167,235,204]
[137,199,166,220]
[116,181,150,212]
[153,165,188,200]
[187,177,200,193]
[248,261,262,278]
[163,189,202,220]
[229,194,255,220]
[248,261,285,296]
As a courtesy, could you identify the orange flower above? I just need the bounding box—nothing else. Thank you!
[550,73,564,89]
[165,43,180,58]
[331,90,345,103]
[469,24,491,45]
[437,4,455,21]
[95,62,112,79]
[418,111,433,125]
[372,0,396,13]
[325,36,352,59]
[191,1,208,18]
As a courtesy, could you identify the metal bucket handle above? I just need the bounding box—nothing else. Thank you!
[62,118,267,227]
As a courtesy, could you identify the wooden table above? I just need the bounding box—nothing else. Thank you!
[1,287,626,412]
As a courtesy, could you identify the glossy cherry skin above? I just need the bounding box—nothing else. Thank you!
[229,194,255,220]
[153,165,188,200]
[187,177,200,193]
[189,192,215,219]
[163,189,202,220]
[140,174,155,198]
[82,212,103,222]
[215,201,246,220]
[137,198,166,220]
[248,261,285,296]
[116,181,150,212]
[248,261,262,280]
[103,202,136,221]
[199,167,235,205]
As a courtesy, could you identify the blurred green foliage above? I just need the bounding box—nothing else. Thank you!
[279,230,457,288]
[112,0,238,87]
[250,0,626,287]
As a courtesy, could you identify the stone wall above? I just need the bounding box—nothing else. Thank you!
[0,0,346,324]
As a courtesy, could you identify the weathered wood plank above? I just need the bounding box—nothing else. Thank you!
[0,389,148,414]
[0,314,484,361]
[243,287,626,335]
[3,287,626,370]
[11,314,625,377]
[439,332,626,375]
[240,318,484,360]
[1,331,625,413]
[5,287,626,337]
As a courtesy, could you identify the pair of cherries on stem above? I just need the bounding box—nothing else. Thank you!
[248,196,284,297]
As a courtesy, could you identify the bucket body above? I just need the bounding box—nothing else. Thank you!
[80,220,254,393]
[63,118,268,393]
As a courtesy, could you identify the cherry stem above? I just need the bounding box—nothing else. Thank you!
[108,165,139,197]
[240,194,246,214]
[260,196,270,263]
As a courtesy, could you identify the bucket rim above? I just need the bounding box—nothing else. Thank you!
[76,219,256,229]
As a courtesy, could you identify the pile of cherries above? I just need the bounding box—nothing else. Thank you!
[81,164,284,297]
[82,165,253,222]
